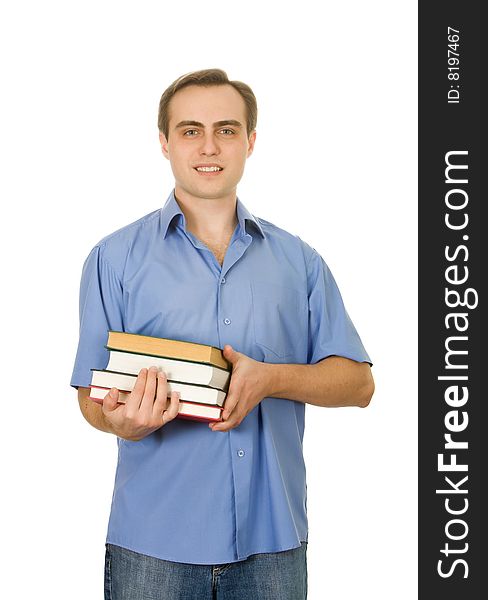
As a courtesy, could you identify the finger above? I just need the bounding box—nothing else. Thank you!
[210,414,238,432]
[221,386,239,420]
[139,366,159,416]
[102,387,119,413]
[152,370,169,418]
[126,368,148,415]
[162,391,180,425]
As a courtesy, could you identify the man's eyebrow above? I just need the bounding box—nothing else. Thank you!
[213,120,243,128]
[174,119,243,129]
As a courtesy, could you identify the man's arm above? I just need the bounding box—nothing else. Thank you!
[267,355,374,408]
[78,386,115,434]
[210,346,374,432]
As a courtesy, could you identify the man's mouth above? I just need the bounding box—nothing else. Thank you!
[194,165,223,172]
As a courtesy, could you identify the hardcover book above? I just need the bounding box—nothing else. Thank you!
[89,385,223,422]
[106,331,230,371]
[106,349,230,391]
[90,369,227,406]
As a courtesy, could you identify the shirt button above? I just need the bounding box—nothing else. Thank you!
[221,277,226,284]
[237,449,245,457]
[223,318,231,325]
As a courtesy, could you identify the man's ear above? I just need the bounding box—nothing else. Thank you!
[247,130,257,158]
[159,131,170,160]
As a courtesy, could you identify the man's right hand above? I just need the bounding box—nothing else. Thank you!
[102,367,180,441]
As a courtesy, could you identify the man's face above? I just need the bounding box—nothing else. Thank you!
[159,84,256,202]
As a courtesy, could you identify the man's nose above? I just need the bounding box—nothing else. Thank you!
[199,133,219,155]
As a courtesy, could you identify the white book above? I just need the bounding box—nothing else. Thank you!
[89,386,222,421]
[90,369,227,407]
[106,350,230,391]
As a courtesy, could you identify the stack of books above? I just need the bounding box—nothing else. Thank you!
[89,331,231,422]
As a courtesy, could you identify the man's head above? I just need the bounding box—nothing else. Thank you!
[158,69,257,203]
[158,69,257,141]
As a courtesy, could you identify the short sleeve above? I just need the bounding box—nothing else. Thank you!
[70,244,124,389]
[307,250,372,365]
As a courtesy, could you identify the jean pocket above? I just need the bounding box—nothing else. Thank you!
[250,281,307,359]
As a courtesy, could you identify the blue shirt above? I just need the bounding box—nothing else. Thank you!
[70,189,371,564]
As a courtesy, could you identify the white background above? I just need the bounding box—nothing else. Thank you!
[0,1,417,598]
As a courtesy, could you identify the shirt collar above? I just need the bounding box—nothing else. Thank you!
[160,189,265,239]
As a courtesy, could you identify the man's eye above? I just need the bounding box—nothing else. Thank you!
[220,128,234,135]
[184,130,198,136]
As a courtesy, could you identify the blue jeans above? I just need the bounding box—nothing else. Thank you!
[104,542,308,599]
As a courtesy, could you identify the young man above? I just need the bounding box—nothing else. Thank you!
[71,69,374,600]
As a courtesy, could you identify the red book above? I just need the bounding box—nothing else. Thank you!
[89,385,223,423]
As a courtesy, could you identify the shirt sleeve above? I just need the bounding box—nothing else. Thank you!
[307,249,372,365]
[70,244,124,389]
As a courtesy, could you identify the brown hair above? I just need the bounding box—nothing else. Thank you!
[157,68,257,140]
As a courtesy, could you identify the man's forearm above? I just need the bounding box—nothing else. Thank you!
[265,356,374,408]
[78,390,116,435]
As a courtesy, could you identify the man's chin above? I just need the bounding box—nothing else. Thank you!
[175,183,237,202]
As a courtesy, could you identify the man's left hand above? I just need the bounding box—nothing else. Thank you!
[209,345,272,432]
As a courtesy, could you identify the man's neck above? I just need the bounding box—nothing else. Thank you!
[174,186,239,241]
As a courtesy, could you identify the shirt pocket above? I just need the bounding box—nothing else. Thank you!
[250,281,307,360]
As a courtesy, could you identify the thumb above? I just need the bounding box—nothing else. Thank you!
[103,387,119,412]
[223,344,239,363]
